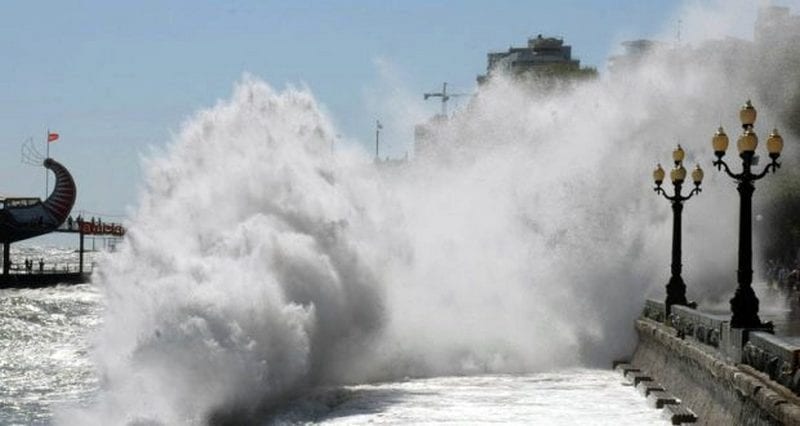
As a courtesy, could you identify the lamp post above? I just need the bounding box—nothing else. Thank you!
[711,100,784,329]
[653,145,704,316]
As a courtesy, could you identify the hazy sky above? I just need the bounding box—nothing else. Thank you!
[0,0,757,219]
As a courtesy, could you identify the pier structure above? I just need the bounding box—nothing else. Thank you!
[0,217,125,289]
[0,156,125,288]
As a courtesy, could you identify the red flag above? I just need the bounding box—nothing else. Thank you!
[47,132,59,143]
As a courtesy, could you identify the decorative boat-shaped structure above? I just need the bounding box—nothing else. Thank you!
[0,158,76,244]
[1,158,82,286]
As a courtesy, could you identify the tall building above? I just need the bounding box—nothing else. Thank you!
[477,34,595,85]
[415,34,595,160]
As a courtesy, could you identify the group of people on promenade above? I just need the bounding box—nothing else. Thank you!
[9,257,85,274]
[18,258,44,274]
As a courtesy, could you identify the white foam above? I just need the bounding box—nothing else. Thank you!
[64,4,800,422]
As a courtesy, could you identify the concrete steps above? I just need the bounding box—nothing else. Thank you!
[614,360,696,423]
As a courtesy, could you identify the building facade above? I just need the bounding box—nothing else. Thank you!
[477,34,594,85]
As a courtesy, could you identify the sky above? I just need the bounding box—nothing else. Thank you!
[0,0,744,221]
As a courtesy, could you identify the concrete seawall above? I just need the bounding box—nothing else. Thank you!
[632,318,800,425]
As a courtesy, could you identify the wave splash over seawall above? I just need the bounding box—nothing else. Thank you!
[67,6,800,422]
[70,77,645,424]
[67,80,399,424]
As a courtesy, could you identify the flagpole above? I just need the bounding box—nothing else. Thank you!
[375,120,381,161]
[45,128,50,198]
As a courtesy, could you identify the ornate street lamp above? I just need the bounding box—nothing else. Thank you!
[653,145,704,316]
[712,100,783,329]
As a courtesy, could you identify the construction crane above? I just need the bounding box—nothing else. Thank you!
[424,82,469,117]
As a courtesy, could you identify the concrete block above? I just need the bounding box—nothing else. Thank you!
[749,332,800,370]
[724,326,773,362]
[643,299,666,322]
[662,404,697,424]
[612,360,630,369]
[636,379,665,396]
[614,363,640,376]
[647,390,679,409]
[723,327,745,362]
[670,306,726,346]
[625,371,653,386]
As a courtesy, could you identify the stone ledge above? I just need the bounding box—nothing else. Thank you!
[636,318,800,424]
[643,298,666,323]
[671,305,727,348]
[744,332,800,392]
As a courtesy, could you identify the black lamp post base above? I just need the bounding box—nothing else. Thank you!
[665,276,689,316]
[730,285,772,330]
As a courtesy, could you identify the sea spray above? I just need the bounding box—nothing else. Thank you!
[64,78,397,424]
[65,7,800,423]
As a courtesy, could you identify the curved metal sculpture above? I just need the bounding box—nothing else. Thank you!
[0,158,76,243]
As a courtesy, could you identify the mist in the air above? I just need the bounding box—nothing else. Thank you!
[60,2,800,424]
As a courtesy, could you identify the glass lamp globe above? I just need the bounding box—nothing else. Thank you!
[767,128,784,159]
[672,144,685,165]
[671,165,687,184]
[692,165,704,186]
[653,163,665,186]
[740,100,757,128]
[712,127,729,157]
[737,129,758,155]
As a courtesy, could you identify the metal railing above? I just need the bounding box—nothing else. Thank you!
[6,262,93,275]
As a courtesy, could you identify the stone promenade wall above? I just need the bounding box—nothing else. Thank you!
[633,319,800,425]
